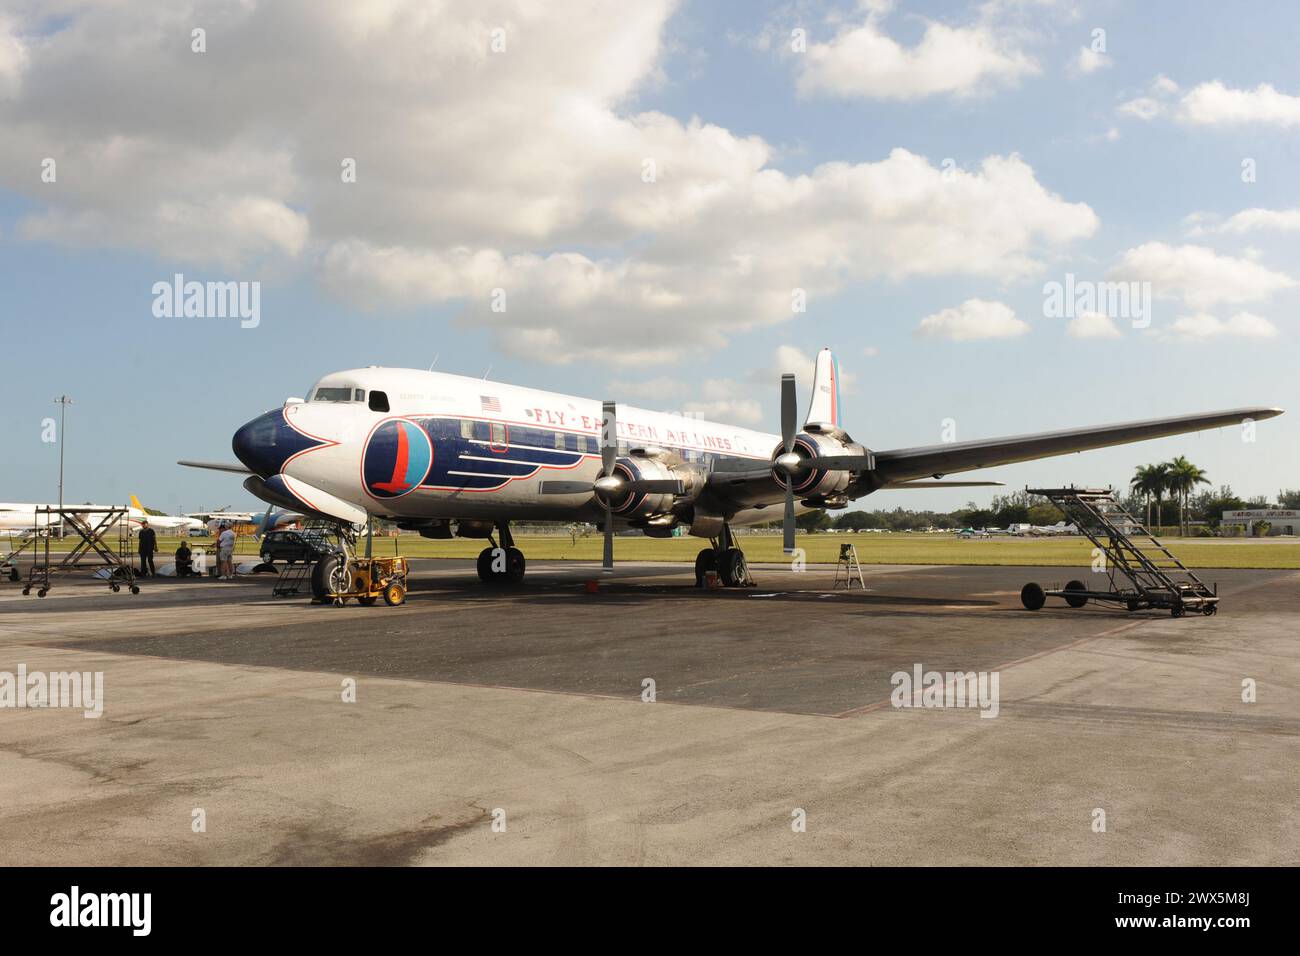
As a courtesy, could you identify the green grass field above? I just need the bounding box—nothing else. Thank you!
[16,531,1296,570]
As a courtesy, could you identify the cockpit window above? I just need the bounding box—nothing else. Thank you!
[368,390,390,413]
[353,388,366,402]
[313,387,354,403]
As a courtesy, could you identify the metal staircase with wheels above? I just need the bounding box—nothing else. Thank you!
[1020,487,1218,617]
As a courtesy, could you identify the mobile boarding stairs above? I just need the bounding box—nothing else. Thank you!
[1020,487,1218,617]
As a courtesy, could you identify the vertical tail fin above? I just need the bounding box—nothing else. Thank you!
[804,348,841,428]
[130,494,145,512]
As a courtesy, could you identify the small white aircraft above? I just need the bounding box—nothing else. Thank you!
[126,496,206,535]
[0,504,65,534]
[1027,521,1078,536]
[179,348,1282,587]
[0,497,203,536]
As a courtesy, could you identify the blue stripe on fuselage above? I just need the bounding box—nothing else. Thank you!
[410,417,759,491]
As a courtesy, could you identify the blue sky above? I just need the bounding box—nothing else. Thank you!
[1,0,1296,515]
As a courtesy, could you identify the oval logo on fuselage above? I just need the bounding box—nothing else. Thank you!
[363,419,433,499]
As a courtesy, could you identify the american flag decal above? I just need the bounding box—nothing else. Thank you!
[480,395,502,413]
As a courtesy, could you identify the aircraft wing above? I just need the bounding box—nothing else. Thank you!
[870,407,1282,484]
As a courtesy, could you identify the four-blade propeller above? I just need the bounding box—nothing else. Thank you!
[539,400,683,570]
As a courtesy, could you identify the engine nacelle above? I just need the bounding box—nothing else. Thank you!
[604,455,705,518]
[771,432,862,500]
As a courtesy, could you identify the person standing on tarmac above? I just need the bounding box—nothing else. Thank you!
[217,523,236,580]
[138,520,157,578]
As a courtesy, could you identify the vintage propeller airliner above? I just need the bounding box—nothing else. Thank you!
[180,349,1282,589]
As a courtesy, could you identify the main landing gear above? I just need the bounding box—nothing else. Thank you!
[476,522,525,585]
[694,523,755,588]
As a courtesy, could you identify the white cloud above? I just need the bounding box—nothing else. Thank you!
[798,16,1036,101]
[683,387,765,426]
[1066,311,1121,339]
[1178,80,1300,127]
[916,299,1028,341]
[1109,242,1295,310]
[1075,47,1109,75]
[0,15,26,98]
[608,375,765,425]
[1123,76,1300,128]
[0,0,1095,365]
[1118,96,1162,121]
[1152,74,1179,95]
[1192,207,1300,236]
[1164,312,1279,341]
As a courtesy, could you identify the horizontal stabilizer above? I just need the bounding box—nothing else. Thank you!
[883,480,1005,488]
[178,460,253,475]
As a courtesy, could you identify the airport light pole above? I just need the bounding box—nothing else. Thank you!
[54,395,73,538]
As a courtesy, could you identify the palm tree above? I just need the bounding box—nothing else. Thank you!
[1167,456,1210,536]
[1130,463,1170,530]
[1130,465,1159,527]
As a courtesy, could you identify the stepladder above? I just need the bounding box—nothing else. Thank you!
[833,542,866,589]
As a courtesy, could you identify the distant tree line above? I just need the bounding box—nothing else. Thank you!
[774,474,1299,536]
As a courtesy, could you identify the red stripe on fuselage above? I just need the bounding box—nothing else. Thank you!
[372,424,412,493]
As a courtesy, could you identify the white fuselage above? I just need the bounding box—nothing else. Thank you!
[236,367,795,528]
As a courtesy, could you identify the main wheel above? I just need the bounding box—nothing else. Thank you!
[719,547,748,587]
[476,547,495,583]
[694,548,718,586]
[504,547,525,584]
[1063,579,1088,608]
[312,553,347,601]
[383,582,406,606]
[1020,582,1046,610]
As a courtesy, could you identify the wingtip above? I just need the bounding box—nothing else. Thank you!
[1245,407,1285,421]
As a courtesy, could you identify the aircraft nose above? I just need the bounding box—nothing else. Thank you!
[232,410,288,479]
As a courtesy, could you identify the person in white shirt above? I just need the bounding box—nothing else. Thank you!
[217,524,236,580]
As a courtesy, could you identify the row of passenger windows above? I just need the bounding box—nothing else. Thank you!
[451,418,714,462]
[457,419,591,451]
